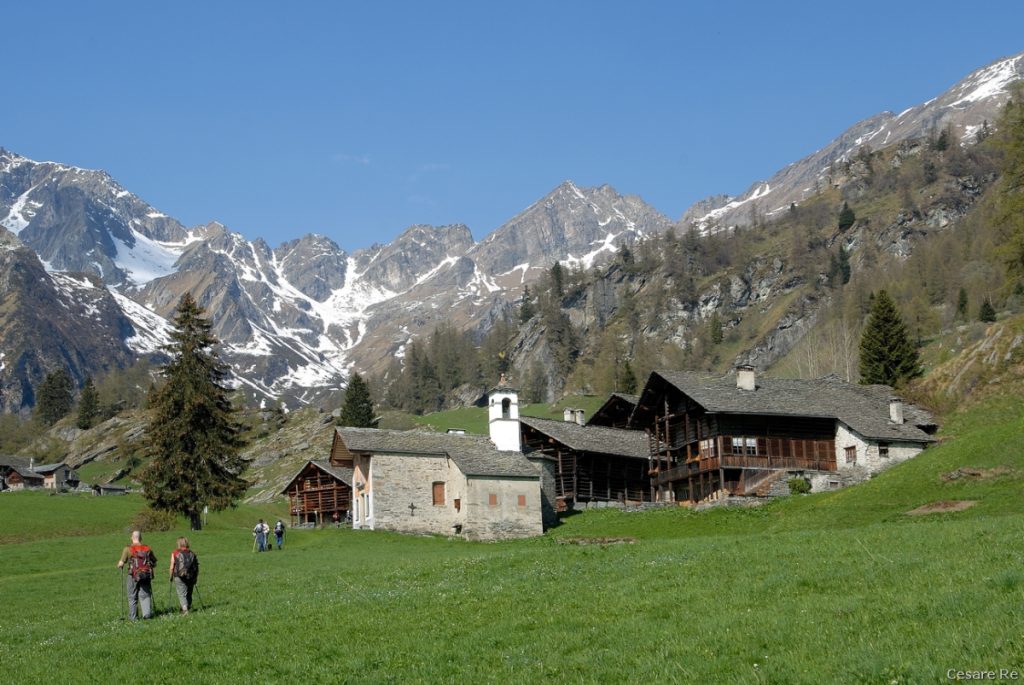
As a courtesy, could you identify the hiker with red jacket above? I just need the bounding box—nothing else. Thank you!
[116,530,157,620]
[168,537,200,614]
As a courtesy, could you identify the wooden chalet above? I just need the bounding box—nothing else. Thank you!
[632,367,936,502]
[0,456,43,490]
[519,416,651,508]
[586,393,638,429]
[282,460,353,526]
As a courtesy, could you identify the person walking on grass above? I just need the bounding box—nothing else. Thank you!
[168,537,200,614]
[253,519,269,552]
[274,519,285,550]
[116,530,156,620]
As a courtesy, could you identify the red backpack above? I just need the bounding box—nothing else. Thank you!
[128,544,154,581]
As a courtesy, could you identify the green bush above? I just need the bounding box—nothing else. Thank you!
[130,507,178,532]
[787,477,811,495]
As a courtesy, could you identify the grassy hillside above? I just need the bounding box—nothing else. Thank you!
[410,394,608,435]
[2,393,1022,683]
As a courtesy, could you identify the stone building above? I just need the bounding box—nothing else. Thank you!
[632,366,937,501]
[326,381,546,540]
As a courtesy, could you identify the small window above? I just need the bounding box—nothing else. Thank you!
[745,437,757,456]
[454,498,461,512]
[517,494,526,508]
[432,481,445,506]
[845,446,857,465]
[878,443,889,459]
[828,480,841,489]
[488,493,498,506]
[699,438,715,458]
[501,397,511,419]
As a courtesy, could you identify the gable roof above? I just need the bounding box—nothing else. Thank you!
[336,428,539,479]
[281,460,354,494]
[519,416,649,459]
[586,393,639,427]
[31,463,68,474]
[652,370,935,443]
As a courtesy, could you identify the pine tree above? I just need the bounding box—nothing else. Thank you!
[76,375,99,430]
[620,360,638,394]
[837,246,851,285]
[858,290,921,387]
[35,368,74,425]
[709,312,724,345]
[518,285,535,324]
[956,287,969,320]
[141,293,248,530]
[837,202,856,231]
[550,262,564,298]
[338,372,375,427]
[978,298,997,323]
[994,88,1024,284]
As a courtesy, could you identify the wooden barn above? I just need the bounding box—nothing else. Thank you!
[519,416,651,508]
[632,366,936,502]
[586,393,638,429]
[282,460,353,526]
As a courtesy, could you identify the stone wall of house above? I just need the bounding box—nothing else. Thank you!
[462,477,543,540]
[368,454,467,536]
[526,456,558,530]
[834,423,926,476]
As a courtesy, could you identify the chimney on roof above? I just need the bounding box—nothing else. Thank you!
[30,457,34,471]
[889,397,904,425]
[575,409,585,425]
[736,365,756,391]
[563,408,574,422]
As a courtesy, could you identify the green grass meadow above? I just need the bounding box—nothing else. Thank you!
[2,396,1023,683]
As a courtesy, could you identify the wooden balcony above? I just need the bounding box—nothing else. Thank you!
[654,434,836,486]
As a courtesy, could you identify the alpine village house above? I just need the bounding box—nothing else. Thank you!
[290,368,934,540]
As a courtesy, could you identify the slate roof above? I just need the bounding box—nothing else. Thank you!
[281,460,354,494]
[31,463,68,474]
[336,428,539,479]
[654,370,935,443]
[587,393,640,427]
[519,416,649,459]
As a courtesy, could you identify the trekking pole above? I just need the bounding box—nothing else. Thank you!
[120,566,128,621]
[194,583,205,611]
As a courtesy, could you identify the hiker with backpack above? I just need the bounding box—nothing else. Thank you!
[116,530,157,620]
[253,519,269,552]
[274,519,285,550]
[168,537,200,614]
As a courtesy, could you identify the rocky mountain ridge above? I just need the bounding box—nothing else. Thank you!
[0,149,671,410]
[684,52,1024,232]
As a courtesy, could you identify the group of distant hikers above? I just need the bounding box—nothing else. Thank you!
[116,531,200,621]
[253,518,285,552]
[116,519,287,621]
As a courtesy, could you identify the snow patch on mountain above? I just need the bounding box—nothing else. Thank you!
[110,291,173,354]
[1,187,42,234]
[950,54,1023,107]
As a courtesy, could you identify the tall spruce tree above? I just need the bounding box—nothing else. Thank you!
[838,202,856,231]
[142,293,248,530]
[36,368,74,425]
[978,298,997,323]
[76,375,99,430]
[338,372,375,427]
[858,290,921,387]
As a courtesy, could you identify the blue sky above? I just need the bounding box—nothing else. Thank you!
[3,2,1022,251]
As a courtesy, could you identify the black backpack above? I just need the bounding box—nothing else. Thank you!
[173,549,199,582]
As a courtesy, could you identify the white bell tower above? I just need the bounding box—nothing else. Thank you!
[488,374,521,452]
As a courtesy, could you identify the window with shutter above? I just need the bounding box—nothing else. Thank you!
[432,481,445,506]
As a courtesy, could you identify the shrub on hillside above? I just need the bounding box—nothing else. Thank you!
[131,508,177,532]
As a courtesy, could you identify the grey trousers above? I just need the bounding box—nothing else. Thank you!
[126,575,153,620]
[173,577,194,611]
